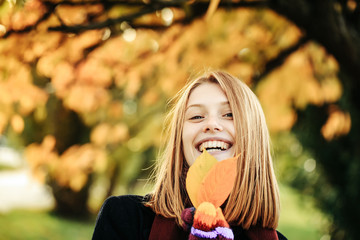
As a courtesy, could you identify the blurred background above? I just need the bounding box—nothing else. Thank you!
[1,0,359,239]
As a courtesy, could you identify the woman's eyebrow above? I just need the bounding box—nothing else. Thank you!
[186,104,203,110]
[186,101,230,110]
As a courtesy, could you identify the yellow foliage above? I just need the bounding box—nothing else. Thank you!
[0,112,8,134]
[321,77,342,102]
[52,61,76,97]
[43,135,57,151]
[8,0,47,31]
[91,122,129,146]
[0,56,48,120]
[10,114,24,133]
[141,88,160,106]
[257,43,341,132]
[53,144,107,191]
[67,30,104,63]
[107,102,123,119]
[25,136,107,191]
[226,62,254,85]
[56,6,88,26]
[69,173,88,192]
[125,70,142,98]
[37,50,66,78]
[18,85,48,115]
[91,123,112,146]
[55,3,104,26]
[0,3,348,195]
[91,37,126,66]
[76,58,112,87]
[23,32,63,62]
[25,135,58,183]
[109,123,129,144]
[64,84,110,113]
[245,24,272,45]
[321,107,351,141]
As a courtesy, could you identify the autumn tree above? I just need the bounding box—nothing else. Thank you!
[265,1,360,239]
[0,0,359,239]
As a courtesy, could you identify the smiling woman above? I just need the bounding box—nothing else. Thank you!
[92,71,286,240]
[182,83,236,165]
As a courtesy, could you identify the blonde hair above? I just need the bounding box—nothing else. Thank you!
[147,70,280,229]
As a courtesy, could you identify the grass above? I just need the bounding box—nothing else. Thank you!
[0,184,328,240]
[277,184,329,240]
[0,210,95,240]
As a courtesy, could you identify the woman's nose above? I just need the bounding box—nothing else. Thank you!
[203,116,223,132]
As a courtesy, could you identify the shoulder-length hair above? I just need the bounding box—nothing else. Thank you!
[147,70,280,229]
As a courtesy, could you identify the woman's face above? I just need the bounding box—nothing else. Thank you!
[182,82,236,166]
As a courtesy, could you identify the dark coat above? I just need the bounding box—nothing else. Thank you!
[92,195,287,240]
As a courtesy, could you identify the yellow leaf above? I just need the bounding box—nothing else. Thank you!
[197,156,237,208]
[186,150,217,208]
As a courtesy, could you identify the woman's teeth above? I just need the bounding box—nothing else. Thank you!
[198,141,230,152]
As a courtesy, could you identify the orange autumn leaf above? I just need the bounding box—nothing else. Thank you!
[197,156,238,208]
[186,150,218,208]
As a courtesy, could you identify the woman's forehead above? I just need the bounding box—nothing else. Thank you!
[187,83,228,106]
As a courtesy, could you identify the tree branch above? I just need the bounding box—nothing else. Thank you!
[269,0,360,83]
[2,7,55,38]
[46,0,268,33]
[48,5,163,33]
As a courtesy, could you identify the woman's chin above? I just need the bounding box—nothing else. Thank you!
[206,150,234,161]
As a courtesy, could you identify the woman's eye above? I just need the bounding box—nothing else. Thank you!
[224,112,233,118]
[190,115,203,120]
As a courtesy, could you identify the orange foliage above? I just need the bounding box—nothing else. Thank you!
[321,106,351,141]
[0,3,344,193]
[52,61,76,97]
[10,114,24,133]
[0,112,7,134]
[90,122,129,146]
[6,0,47,31]
[25,135,58,183]
[257,43,341,132]
[25,135,107,191]
[76,57,112,87]
[53,144,107,191]
[64,84,110,113]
